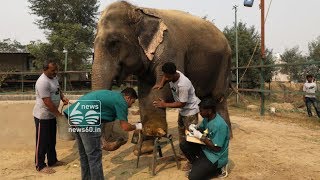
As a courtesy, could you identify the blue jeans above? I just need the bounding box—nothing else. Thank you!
[305,97,320,118]
[75,130,104,180]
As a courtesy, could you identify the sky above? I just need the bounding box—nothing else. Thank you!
[0,0,319,55]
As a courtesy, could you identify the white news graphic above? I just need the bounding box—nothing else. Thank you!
[68,100,101,126]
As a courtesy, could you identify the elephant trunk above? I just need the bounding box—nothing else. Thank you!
[92,44,117,90]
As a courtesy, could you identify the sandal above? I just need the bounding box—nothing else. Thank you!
[181,162,192,171]
[39,167,56,174]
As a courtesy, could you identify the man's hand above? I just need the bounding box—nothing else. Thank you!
[193,129,203,139]
[62,97,69,105]
[134,123,143,130]
[153,98,166,108]
[55,112,63,117]
[189,124,198,132]
[152,84,163,90]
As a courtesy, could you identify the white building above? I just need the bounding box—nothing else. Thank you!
[272,53,290,82]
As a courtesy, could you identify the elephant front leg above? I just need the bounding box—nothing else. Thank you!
[138,81,168,137]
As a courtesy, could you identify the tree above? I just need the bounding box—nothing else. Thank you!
[28,0,99,70]
[0,38,27,52]
[307,36,320,80]
[223,22,275,89]
[308,36,320,61]
[0,39,26,88]
[280,47,307,82]
[29,0,98,30]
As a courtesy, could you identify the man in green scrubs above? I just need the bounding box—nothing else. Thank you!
[180,98,230,179]
[64,87,142,180]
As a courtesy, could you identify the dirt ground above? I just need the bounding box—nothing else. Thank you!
[0,101,320,180]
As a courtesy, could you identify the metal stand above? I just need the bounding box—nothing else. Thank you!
[136,132,180,176]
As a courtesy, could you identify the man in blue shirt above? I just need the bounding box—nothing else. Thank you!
[64,87,142,180]
[180,98,230,179]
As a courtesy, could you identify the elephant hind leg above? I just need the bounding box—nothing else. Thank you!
[216,99,233,138]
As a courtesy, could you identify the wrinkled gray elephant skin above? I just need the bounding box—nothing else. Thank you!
[92,1,232,150]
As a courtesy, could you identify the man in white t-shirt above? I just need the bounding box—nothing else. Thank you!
[303,74,320,118]
[153,62,201,146]
[33,61,69,174]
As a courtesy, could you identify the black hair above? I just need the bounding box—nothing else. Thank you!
[306,74,313,79]
[121,87,138,99]
[162,62,176,75]
[199,98,216,111]
[43,60,58,71]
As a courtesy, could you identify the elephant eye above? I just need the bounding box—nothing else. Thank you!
[107,39,120,57]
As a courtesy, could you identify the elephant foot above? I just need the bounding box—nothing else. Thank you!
[101,137,127,151]
[133,139,154,156]
[143,127,166,137]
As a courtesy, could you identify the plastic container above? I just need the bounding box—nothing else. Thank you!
[57,104,75,141]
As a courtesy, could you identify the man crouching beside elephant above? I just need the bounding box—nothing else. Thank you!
[153,62,200,158]
[182,98,230,179]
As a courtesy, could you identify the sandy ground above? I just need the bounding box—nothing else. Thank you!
[0,101,320,180]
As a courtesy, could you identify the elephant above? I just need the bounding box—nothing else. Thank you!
[92,1,232,150]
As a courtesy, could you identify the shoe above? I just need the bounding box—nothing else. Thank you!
[218,164,228,178]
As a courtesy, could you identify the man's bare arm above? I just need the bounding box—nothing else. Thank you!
[42,97,61,116]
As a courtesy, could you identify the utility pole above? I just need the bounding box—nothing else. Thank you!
[244,0,266,115]
[233,5,239,104]
[260,0,265,115]
[63,48,68,92]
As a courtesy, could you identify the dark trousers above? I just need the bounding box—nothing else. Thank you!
[75,130,104,180]
[178,114,198,144]
[180,141,220,180]
[34,117,58,171]
[305,97,320,117]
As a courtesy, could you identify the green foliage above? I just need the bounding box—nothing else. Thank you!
[27,41,57,70]
[307,36,320,80]
[308,36,320,61]
[223,22,276,89]
[280,47,307,82]
[0,38,27,52]
[27,0,98,70]
[280,36,320,82]
[28,0,98,30]
[0,39,26,87]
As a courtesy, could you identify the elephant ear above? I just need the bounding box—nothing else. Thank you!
[135,8,167,61]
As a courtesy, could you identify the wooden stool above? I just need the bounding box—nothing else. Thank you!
[136,132,180,175]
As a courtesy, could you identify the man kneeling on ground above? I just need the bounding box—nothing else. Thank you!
[180,98,230,180]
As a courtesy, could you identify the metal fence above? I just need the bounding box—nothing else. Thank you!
[0,71,91,94]
[231,60,320,115]
[0,71,137,94]
[1,61,320,116]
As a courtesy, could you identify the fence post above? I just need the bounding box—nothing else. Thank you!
[21,72,24,92]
